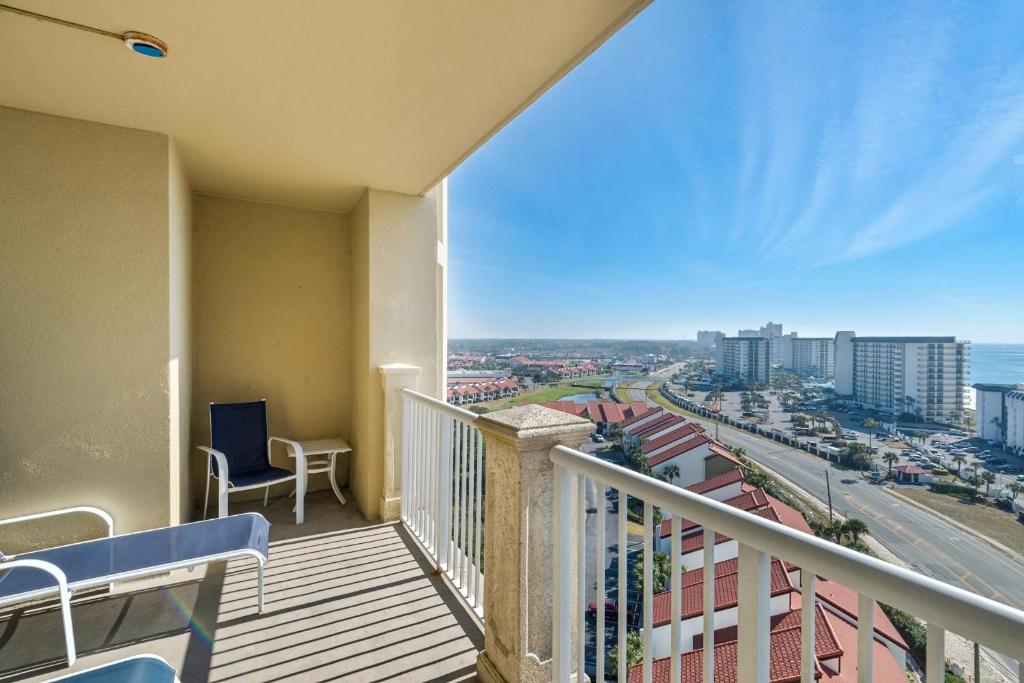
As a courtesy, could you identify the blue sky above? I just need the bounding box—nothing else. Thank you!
[448,0,1024,342]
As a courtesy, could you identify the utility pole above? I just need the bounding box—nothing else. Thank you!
[825,469,834,522]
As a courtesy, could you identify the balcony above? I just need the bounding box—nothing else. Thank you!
[0,492,483,681]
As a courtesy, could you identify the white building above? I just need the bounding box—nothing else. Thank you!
[973,383,1020,442]
[833,335,970,422]
[715,336,770,384]
[1007,390,1024,454]
[790,337,835,378]
[777,332,798,369]
[834,331,855,395]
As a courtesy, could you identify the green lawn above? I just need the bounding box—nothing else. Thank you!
[482,383,592,411]
[898,487,1024,557]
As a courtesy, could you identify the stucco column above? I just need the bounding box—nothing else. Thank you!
[475,405,595,683]
[379,363,421,521]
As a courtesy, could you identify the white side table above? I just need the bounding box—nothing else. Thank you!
[286,437,352,506]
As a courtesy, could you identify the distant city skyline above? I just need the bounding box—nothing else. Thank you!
[448,0,1024,343]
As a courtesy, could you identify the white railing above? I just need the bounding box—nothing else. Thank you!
[400,388,484,617]
[551,444,1024,683]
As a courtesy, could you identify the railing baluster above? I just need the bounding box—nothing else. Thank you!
[618,490,627,683]
[703,529,715,682]
[436,414,452,571]
[577,474,587,682]
[553,462,572,683]
[926,623,945,683]
[737,542,770,683]
[801,572,816,683]
[453,416,463,585]
[450,421,461,573]
[642,502,653,683]
[462,420,471,591]
[857,594,874,682]
[596,482,606,683]
[401,395,410,522]
[473,425,483,608]
[670,514,682,683]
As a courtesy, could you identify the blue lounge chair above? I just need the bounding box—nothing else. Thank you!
[0,507,269,666]
[47,654,179,682]
[199,400,307,523]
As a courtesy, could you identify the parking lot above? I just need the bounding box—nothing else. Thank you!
[694,388,1024,493]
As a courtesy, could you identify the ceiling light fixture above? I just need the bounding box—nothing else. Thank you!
[0,3,167,58]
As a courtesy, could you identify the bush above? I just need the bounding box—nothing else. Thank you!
[880,603,926,664]
[929,481,975,497]
[995,497,1014,512]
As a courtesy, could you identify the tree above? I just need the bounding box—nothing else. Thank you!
[815,409,830,430]
[951,453,966,477]
[967,474,982,494]
[841,518,869,544]
[980,470,997,497]
[606,423,624,444]
[863,418,879,452]
[883,451,899,477]
[633,550,674,595]
[607,630,644,678]
[663,464,680,486]
[1008,482,1024,502]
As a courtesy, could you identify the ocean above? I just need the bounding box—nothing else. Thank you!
[971,343,1024,385]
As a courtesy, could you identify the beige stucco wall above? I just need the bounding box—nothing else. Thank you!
[191,195,351,511]
[0,107,179,545]
[168,142,193,525]
[348,187,444,520]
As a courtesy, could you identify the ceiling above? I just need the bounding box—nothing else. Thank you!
[0,0,649,212]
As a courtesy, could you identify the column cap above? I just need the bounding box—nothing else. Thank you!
[476,404,594,449]
[379,363,422,376]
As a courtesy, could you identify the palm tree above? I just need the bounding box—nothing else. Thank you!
[863,418,879,451]
[1008,482,1024,502]
[967,474,982,494]
[883,451,899,477]
[952,453,967,477]
[841,518,869,544]
[980,470,997,497]
[663,464,680,486]
[816,409,830,430]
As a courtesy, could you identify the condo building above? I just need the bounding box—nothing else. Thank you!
[834,335,970,422]
[697,330,725,349]
[975,383,1024,452]
[715,336,771,384]
[790,337,835,378]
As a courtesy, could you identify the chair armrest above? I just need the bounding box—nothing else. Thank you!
[0,506,114,537]
[197,446,230,481]
[0,558,77,664]
[268,436,306,477]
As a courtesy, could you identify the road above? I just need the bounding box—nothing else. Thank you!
[625,377,1024,676]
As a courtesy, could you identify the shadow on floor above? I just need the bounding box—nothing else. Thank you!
[0,491,482,682]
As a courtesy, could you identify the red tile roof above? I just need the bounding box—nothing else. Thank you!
[646,434,712,467]
[632,604,847,683]
[678,505,781,553]
[539,400,588,417]
[665,488,769,536]
[685,467,743,495]
[811,578,908,649]
[894,464,928,475]
[632,414,686,439]
[706,441,741,463]
[621,406,663,428]
[651,558,794,625]
[641,424,703,455]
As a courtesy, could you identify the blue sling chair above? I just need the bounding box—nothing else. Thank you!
[47,654,179,682]
[199,400,307,524]
[0,508,269,667]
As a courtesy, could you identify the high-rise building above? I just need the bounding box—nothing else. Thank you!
[758,321,785,364]
[833,331,855,395]
[737,329,760,338]
[834,335,970,422]
[1007,390,1024,454]
[697,330,725,349]
[778,332,798,369]
[790,337,834,378]
[715,337,770,385]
